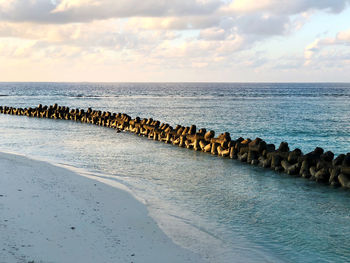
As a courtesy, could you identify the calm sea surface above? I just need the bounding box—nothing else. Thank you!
[0,83,350,262]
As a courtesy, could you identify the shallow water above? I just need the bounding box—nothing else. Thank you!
[0,82,350,262]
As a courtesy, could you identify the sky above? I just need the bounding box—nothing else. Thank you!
[0,0,350,82]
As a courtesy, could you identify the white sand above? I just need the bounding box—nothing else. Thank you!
[0,152,203,263]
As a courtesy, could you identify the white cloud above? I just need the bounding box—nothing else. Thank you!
[0,38,37,58]
[52,0,221,18]
[199,27,227,40]
[236,14,290,36]
[0,0,57,23]
[0,0,222,23]
[304,28,350,66]
[1,0,350,81]
[1,0,349,24]
[222,0,275,13]
[337,28,350,42]
[0,0,16,11]
[126,16,221,30]
[222,0,350,15]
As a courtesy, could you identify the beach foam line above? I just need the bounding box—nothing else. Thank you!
[0,151,203,263]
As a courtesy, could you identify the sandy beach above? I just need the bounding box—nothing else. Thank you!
[0,151,203,263]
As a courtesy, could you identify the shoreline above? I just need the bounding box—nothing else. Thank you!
[0,151,203,263]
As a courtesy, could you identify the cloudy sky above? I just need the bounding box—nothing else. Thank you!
[0,0,350,82]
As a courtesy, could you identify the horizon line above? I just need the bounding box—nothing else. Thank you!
[1,81,350,84]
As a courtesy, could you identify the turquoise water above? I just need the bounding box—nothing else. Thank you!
[0,82,350,262]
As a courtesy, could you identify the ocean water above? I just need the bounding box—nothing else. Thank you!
[0,82,350,262]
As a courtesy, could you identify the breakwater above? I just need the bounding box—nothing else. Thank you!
[1,104,350,189]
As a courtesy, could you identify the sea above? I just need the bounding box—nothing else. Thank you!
[0,82,350,262]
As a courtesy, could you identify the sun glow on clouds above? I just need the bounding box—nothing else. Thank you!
[304,27,350,66]
[223,0,274,13]
[0,0,350,81]
[0,0,16,10]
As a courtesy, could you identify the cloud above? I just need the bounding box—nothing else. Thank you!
[199,27,227,40]
[126,16,221,30]
[236,14,290,36]
[1,0,350,81]
[304,28,350,66]
[0,0,223,23]
[0,38,37,58]
[222,0,350,15]
[1,0,349,24]
[52,0,221,18]
[0,0,57,23]
[0,0,348,48]
[336,28,350,42]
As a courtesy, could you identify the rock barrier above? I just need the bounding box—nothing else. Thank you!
[1,104,350,189]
